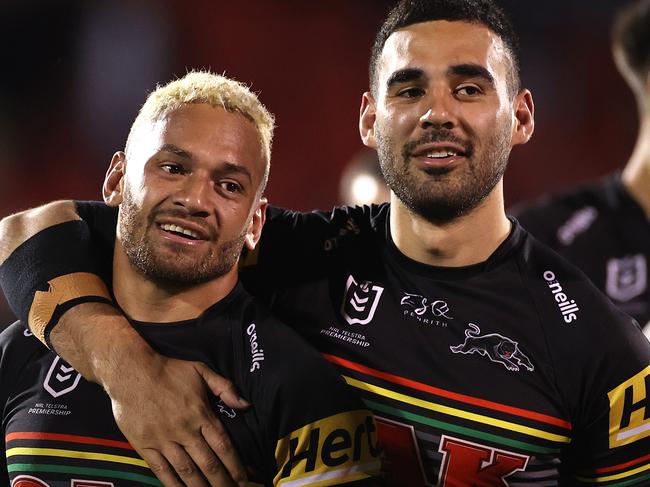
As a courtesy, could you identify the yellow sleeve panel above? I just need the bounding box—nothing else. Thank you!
[274,409,381,486]
[608,364,650,448]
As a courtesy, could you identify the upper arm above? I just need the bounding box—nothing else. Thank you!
[0,200,79,265]
[565,311,650,482]
[0,201,116,344]
[240,205,377,299]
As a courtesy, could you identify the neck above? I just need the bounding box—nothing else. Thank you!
[112,245,238,323]
[622,116,650,218]
[389,181,511,267]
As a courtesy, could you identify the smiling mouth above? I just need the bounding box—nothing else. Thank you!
[423,149,464,160]
[159,223,201,241]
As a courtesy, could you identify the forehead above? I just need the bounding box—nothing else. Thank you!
[378,20,510,86]
[162,104,263,157]
[136,103,267,179]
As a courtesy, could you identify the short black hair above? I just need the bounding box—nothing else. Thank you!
[369,0,521,96]
[613,0,650,82]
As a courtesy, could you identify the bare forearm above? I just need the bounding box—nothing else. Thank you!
[0,200,79,265]
[49,302,156,385]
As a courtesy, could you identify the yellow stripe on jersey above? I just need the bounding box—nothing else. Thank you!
[273,409,381,486]
[608,365,650,448]
[343,376,571,444]
[28,272,111,345]
[6,446,148,468]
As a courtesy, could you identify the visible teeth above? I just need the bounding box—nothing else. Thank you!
[426,150,458,158]
[160,224,200,239]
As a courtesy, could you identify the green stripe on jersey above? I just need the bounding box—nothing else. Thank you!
[365,399,561,455]
[8,463,162,486]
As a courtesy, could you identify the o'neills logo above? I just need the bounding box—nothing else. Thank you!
[246,323,265,372]
[543,270,579,324]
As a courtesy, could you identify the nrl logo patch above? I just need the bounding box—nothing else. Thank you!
[44,356,82,398]
[606,255,647,302]
[340,274,384,325]
[450,323,534,372]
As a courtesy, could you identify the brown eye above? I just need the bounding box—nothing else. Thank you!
[220,181,242,193]
[161,163,186,175]
[456,85,482,96]
[398,87,425,98]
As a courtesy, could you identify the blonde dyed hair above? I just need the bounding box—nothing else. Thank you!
[125,71,275,169]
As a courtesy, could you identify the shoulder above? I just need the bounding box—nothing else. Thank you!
[510,176,616,248]
[517,233,649,367]
[264,203,388,237]
[241,204,390,284]
[518,232,624,322]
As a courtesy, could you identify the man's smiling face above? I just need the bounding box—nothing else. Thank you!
[111,103,267,285]
[362,20,533,224]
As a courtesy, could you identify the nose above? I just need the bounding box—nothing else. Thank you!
[418,92,456,131]
[172,173,213,217]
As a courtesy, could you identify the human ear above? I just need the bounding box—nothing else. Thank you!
[244,197,268,251]
[103,152,127,207]
[511,89,535,146]
[359,92,378,149]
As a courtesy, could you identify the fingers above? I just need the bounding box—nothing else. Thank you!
[139,448,185,487]
[111,358,249,487]
[201,420,248,487]
[145,443,232,487]
[163,443,218,487]
[196,362,250,409]
[139,439,241,487]
[185,434,239,487]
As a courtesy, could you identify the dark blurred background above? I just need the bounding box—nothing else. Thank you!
[0,0,637,325]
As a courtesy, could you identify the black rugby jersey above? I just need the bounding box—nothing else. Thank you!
[511,173,650,332]
[238,204,650,486]
[0,283,380,486]
[3,201,650,486]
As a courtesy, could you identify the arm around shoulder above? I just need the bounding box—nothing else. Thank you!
[0,200,251,486]
[0,200,79,265]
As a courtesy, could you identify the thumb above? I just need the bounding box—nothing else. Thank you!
[194,362,250,409]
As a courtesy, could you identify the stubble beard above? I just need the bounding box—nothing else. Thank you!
[376,125,512,225]
[119,193,245,287]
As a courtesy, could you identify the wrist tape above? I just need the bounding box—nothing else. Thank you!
[0,220,113,347]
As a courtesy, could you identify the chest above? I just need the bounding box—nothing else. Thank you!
[272,262,573,485]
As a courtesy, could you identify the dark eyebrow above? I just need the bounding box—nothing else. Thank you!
[159,144,193,159]
[386,68,426,90]
[158,144,252,182]
[221,161,252,182]
[448,64,495,86]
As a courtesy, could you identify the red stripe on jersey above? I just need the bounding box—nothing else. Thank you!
[323,353,571,430]
[6,432,134,450]
[594,453,650,474]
